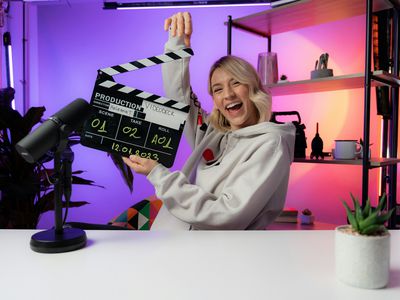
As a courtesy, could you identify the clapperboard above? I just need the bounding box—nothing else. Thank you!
[81,48,194,167]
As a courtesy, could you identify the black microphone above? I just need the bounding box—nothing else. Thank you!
[15,98,91,163]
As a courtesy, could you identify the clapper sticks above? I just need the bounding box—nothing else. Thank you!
[81,48,194,167]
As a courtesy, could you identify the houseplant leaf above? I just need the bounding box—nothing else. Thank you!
[109,153,134,193]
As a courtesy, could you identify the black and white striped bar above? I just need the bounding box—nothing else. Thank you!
[100,48,194,76]
[97,79,189,130]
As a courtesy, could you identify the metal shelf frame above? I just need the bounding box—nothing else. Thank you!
[226,0,400,228]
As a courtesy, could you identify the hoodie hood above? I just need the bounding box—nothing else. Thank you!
[230,121,296,162]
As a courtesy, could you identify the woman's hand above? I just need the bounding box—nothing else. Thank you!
[164,12,192,47]
[122,155,159,176]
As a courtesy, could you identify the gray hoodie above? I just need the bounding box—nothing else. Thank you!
[148,36,295,230]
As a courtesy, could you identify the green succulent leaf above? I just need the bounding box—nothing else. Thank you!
[376,193,387,212]
[351,193,364,223]
[360,224,386,235]
[376,208,395,225]
[362,197,371,219]
[342,200,359,231]
[358,210,379,229]
[342,193,392,235]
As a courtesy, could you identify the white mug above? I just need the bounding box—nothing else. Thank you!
[333,140,361,160]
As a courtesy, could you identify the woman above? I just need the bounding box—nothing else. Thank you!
[123,12,295,230]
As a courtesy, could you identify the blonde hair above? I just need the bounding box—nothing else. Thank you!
[207,55,272,132]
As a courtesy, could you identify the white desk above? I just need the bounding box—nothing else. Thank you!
[0,230,399,300]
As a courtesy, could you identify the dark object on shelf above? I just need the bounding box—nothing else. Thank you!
[322,151,332,158]
[373,10,392,119]
[275,207,298,223]
[373,11,391,73]
[310,123,324,160]
[376,86,391,118]
[279,74,288,83]
[311,53,333,79]
[271,111,307,158]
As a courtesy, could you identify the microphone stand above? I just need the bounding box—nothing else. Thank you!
[30,125,87,253]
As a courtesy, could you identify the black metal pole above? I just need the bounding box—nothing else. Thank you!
[381,119,388,196]
[388,7,399,229]
[267,35,271,52]
[362,0,373,207]
[22,2,28,114]
[227,15,232,55]
[53,150,64,234]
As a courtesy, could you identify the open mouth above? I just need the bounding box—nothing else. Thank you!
[225,101,243,112]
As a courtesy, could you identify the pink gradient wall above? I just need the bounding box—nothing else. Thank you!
[3,2,388,228]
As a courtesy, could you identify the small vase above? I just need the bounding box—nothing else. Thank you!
[335,225,390,289]
[300,214,314,224]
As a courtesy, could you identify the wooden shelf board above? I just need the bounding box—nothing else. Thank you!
[294,157,400,168]
[265,71,400,96]
[230,0,395,37]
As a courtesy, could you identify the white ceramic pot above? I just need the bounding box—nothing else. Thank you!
[300,214,315,224]
[335,225,390,289]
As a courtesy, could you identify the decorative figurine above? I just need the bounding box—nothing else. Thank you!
[310,122,324,159]
[310,53,333,79]
[319,53,329,69]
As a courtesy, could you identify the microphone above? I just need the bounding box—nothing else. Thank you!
[15,99,91,253]
[15,98,91,163]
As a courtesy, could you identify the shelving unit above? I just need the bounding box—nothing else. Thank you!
[227,0,400,228]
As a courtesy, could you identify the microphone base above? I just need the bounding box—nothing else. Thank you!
[30,228,87,253]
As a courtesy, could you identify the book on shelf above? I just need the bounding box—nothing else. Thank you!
[275,208,298,223]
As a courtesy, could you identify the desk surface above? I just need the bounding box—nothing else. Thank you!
[1,230,399,300]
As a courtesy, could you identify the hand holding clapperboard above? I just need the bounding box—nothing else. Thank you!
[81,48,194,167]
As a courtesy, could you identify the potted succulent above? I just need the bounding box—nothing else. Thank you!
[335,193,394,289]
[300,208,314,224]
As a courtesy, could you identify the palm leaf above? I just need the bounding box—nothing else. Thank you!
[72,175,104,188]
[109,153,134,193]
[35,190,90,214]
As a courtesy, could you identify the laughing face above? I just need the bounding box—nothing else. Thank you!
[210,68,258,131]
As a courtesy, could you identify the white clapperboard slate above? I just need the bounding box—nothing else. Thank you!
[81,48,194,168]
